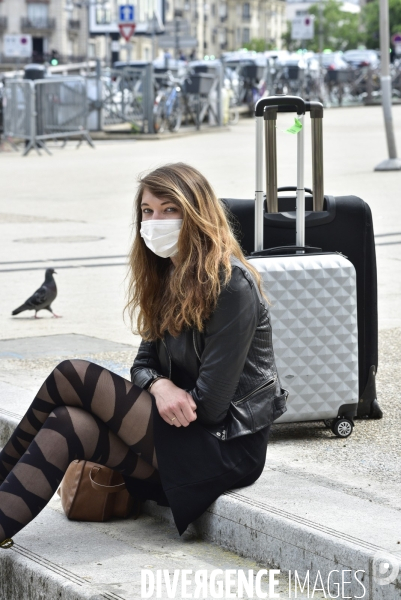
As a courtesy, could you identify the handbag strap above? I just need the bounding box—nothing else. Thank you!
[89,466,127,493]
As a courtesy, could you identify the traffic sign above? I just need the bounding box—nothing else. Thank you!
[291,16,314,41]
[4,34,32,58]
[119,5,135,23]
[119,23,136,41]
[391,33,401,44]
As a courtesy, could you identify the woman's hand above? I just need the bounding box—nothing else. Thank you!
[150,378,197,427]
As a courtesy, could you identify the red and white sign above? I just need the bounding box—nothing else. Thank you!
[4,34,32,58]
[118,23,136,41]
[291,16,314,41]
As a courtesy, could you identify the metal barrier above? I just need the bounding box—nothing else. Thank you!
[2,65,223,148]
[35,78,94,149]
[2,77,94,156]
[101,65,154,133]
[183,64,224,129]
[2,80,34,150]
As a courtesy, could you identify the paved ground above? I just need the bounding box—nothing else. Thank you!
[1,106,401,598]
[1,105,401,344]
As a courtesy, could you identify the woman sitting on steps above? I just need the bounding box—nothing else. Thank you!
[0,162,287,547]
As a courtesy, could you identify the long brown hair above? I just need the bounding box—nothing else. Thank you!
[125,163,263,340]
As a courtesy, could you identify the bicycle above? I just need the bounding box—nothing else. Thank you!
[153,71,183,133]
[244,79,267,113]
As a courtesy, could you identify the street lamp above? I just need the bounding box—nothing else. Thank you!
[374,0,401,170]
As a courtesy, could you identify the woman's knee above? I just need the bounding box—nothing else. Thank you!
[49,405,93,428]
[48,405,78,427]
[48,406,100,457]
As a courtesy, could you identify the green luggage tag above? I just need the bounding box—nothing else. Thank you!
[284,118,303,134]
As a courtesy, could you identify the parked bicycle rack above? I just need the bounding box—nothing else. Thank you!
[97,62,223,134]
[222,54,401,113]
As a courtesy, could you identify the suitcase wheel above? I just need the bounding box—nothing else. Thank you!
[331,418,353,438]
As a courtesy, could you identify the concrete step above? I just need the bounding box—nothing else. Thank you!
[1,335,401,599]
[1,499,303,600]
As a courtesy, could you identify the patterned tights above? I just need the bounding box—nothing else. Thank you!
[0,359,157,543]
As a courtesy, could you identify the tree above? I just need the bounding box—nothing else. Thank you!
[362,0,401,49]
[242,38,274,52]
[282,0,363,52]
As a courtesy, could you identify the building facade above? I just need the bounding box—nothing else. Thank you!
[0,0,286,67]
[0,0,89,66]
[163,0,286,59]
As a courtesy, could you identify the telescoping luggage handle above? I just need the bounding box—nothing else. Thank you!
[252,245,323,257]
[254,95,324,253]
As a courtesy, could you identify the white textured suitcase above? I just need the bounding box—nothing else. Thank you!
[250,253,358,426]
[249,96,359,437]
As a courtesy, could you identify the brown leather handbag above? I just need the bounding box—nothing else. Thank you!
[58,460,141,522]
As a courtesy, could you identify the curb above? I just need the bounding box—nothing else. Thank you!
[0,545,111,600]
[145,494,401,600]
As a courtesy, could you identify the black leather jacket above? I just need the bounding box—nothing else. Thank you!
[130,256,288,440]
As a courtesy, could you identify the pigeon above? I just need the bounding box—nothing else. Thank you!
[12,268,61,318]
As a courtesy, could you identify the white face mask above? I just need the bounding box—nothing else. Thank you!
[140,219,183,258]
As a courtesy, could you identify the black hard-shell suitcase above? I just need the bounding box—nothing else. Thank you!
[222,96,381,420]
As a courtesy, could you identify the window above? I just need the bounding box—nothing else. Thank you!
[219,2,227,18]
[27,3,48,27]
[96,5,112,25]
[242,27,250,43]
[242,3,250,19]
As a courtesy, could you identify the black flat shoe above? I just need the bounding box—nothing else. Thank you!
[0,539,14,549]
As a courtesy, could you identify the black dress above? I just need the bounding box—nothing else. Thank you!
[124,332,271,535]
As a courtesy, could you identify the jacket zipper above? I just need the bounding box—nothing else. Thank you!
[193,331,201,361]
[161,339,172,380]
[232,375,277,406]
